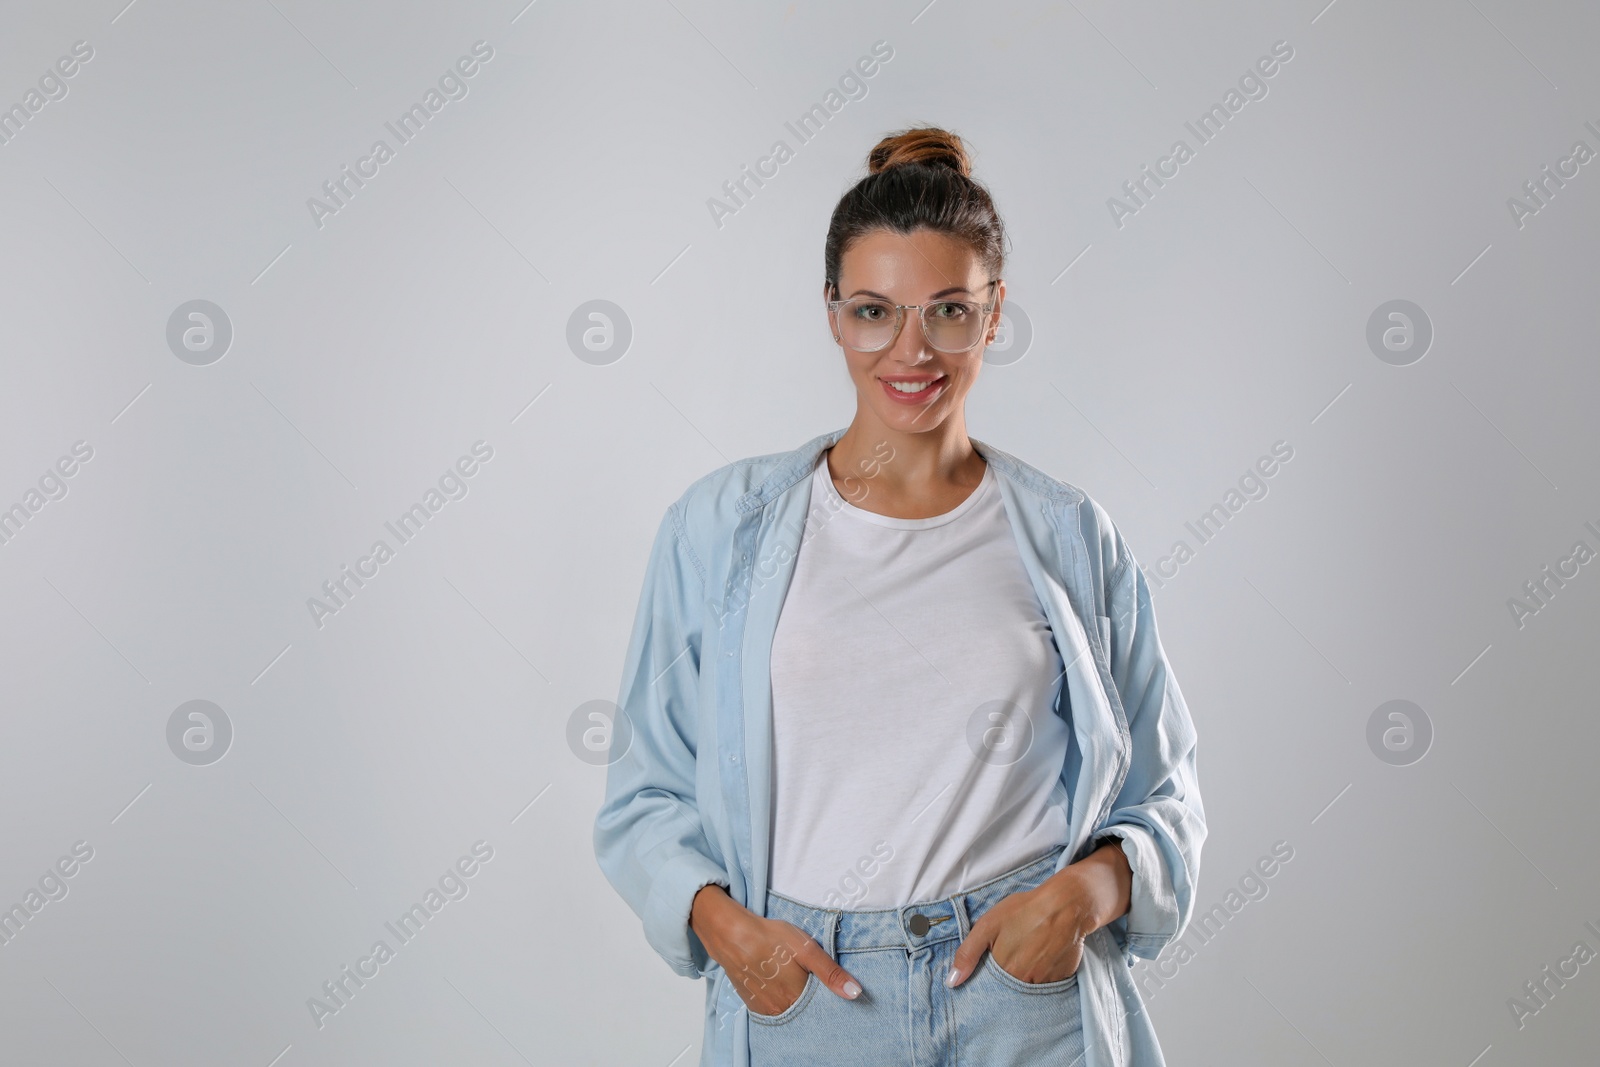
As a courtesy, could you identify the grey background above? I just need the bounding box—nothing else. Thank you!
[1,0,1596,1064]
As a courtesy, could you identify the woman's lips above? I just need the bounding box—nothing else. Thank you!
[880,375,947,405]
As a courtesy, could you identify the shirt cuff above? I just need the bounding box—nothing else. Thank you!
[644,850,732,978]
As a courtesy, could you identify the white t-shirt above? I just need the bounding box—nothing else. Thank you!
[767,452,1072,909]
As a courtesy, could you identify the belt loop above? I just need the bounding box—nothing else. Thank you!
[953,891,973,940]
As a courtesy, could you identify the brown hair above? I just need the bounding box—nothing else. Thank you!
[823,126,1008,297]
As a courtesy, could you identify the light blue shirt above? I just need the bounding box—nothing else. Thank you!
[594,426,1206,1067]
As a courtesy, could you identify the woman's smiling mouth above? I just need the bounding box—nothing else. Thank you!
[879,374,947,404]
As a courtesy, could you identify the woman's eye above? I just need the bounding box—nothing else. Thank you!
[931,302,968,319]
[854,303,890,321]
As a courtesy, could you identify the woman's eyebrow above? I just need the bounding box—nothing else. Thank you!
[846,286,975,300]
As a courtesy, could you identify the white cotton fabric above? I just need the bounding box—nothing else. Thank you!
[767,452,1072,909]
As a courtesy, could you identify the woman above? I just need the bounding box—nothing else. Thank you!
[595,126,1205,1067]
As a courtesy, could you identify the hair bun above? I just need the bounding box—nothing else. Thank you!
[867,126,972,178]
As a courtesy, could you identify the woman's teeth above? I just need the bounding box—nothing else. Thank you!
[889,379,937,393]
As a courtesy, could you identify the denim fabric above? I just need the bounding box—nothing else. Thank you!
[594,426,1206,1067]
[746,845,1085,1067]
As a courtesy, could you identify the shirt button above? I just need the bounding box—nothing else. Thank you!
[729,754,739,762]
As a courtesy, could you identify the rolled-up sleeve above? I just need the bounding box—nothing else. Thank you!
[593,500,730,979]
[1092,529,1205,959]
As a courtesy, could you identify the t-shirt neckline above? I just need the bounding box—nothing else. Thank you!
[815,452,994,530]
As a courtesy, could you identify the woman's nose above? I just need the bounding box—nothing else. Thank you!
[889,310,932,363]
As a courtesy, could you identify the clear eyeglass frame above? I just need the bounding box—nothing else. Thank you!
[826,278,1000,354]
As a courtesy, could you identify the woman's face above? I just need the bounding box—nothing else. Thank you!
[827,228,1004,435]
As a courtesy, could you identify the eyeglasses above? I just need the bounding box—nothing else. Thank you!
[827,279,999,354]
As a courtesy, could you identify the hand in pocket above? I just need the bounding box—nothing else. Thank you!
[738,919,864,1016]
[946,882,1087,988]
[691,886,863,1015]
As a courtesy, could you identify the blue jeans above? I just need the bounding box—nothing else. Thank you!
[747,844,1085,1066]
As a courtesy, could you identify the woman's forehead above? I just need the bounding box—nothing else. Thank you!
[838,230,986,292]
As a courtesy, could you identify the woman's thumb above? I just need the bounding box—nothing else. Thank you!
[946,920,994,989]
[795,938,862,1000]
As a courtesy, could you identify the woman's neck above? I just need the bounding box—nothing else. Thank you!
[825,416,987,519]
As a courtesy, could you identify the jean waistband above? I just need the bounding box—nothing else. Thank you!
[763,844,1069,955]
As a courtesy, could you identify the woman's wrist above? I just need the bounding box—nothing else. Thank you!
[1085,838,1134,930]
[1039,840,1132,940]
[690,882,741,955]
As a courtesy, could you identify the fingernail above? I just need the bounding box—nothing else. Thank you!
[843,980,861,999]
[946,967,962,987]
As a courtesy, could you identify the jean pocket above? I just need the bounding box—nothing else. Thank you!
[746,970,818,1026]
[983,951,1080,995]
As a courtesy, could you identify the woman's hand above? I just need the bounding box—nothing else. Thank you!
[946,840,1132,988]
[690,884,863,1015]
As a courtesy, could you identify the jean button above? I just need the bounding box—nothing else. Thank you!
[908,913,930,936]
